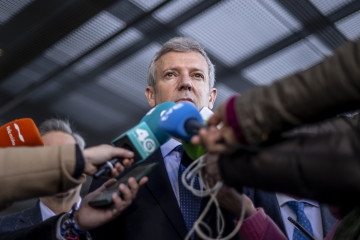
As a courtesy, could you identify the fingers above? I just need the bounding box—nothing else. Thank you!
[111,176,147,214]
[83,178,117,203]
[138,176,149,186]
[206,110,222,126]
[122,158,134,168]
[110,146,134,160]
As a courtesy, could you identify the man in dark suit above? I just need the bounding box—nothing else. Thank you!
[0,118,86,232]
[89,37,238,240]
[244,189,336,239]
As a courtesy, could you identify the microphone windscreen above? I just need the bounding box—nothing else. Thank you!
[111,102,175,164]
[140,101,175,144]
[182,107,214,160]
[0,118,44,147]
[159,102,203,141]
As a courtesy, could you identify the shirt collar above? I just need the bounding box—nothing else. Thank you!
[276,193,320,208]
[160,138,181,158]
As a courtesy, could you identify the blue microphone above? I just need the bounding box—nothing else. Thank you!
[158,102,209,160]
[94,102,175,178]
[158,102,205,141]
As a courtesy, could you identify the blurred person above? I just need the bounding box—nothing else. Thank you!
[0,140,135,210]
[90,37,239,240]
[190,38,360,203]
[0,119,87,231]
[191,38,360,239]
[0,176,147,239]
[192,38,360,150]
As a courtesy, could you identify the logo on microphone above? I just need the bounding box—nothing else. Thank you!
[135,128,156,153]
[7,123,25,145]
[14,123,25,143]
[6,125,16,146]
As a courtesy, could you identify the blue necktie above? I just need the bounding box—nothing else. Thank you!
[287,201,314,240]
[177,146,201,238]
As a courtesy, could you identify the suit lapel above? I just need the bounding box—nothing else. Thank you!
[320,205,337,237]
[253,190,287,234]
[16,201,42,229]
[144,149,188,239]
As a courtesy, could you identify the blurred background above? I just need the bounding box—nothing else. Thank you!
[1,0,360,214]
[1,0,360,147]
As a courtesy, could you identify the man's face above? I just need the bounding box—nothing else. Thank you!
[145,51,217,110]
[42,131,80,199]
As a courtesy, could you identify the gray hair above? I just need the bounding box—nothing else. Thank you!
[147,37,215,88]
[39,118,86,150]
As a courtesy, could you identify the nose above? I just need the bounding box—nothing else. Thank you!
[178,75,192,91]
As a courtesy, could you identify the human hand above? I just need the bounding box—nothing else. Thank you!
[74,176,148,231]
[191,100,238,154]
[216,186,257,218]
[83,144,134,177]
[202,153,222,185]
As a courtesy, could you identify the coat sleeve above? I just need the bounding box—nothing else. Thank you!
[239,208,287,240]
[219,116,360,205]
[0,144,85,209]
[234,39,360,145]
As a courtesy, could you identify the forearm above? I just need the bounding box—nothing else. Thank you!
[0,144,85,209]
[239,208,286,240]
[232,39,360,145]
[219,127,360,204]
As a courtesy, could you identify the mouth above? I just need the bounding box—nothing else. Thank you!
[175,98,193,103]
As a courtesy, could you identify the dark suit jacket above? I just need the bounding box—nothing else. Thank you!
[243,188,337,238]
[89,149,238,240]
[0,201,42,232]
[0,214,60,240]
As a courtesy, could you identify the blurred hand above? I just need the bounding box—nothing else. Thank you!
[216,186,257,218]
[74,176,148,231]
[191,100,238,154]
[83,144,134,177]
[202,153,256,219]
[202,153,222,185]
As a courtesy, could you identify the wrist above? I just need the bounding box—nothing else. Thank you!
[60,204,90,240]
[73,209,88,232]
[226,95,247,145]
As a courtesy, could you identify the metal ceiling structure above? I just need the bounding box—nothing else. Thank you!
[0,0,359,146]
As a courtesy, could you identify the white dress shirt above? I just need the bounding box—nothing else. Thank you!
[161,138,182,205]
[276,193,323,240]
[39,198,82,221]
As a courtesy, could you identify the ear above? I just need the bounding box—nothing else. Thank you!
[207,88,217,109]
[145,86,156,108]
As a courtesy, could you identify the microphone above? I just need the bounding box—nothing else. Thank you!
[159,102,210,160]
[94,102,175,178]
[159,102,206,141]
[288,217,315,240]
[0,118,44,147]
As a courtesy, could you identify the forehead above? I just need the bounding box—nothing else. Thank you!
[155,51,209,72]
[42,131,76,146]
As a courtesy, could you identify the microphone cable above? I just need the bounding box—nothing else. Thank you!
[180,156,246,240]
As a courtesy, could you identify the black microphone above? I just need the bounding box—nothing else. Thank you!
[287,217,315,240]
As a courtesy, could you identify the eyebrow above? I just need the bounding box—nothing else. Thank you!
[162,67,206,73]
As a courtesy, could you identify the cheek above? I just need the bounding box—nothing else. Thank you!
[155,88,175,102]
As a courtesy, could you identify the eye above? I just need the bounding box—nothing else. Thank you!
[164,72,176,79]
[193,73,204,79]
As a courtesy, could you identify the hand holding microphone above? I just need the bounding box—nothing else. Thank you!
[159,102,236,155]
[94,102,175,178]
[83,144,135,177]
[195,100,240,154]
